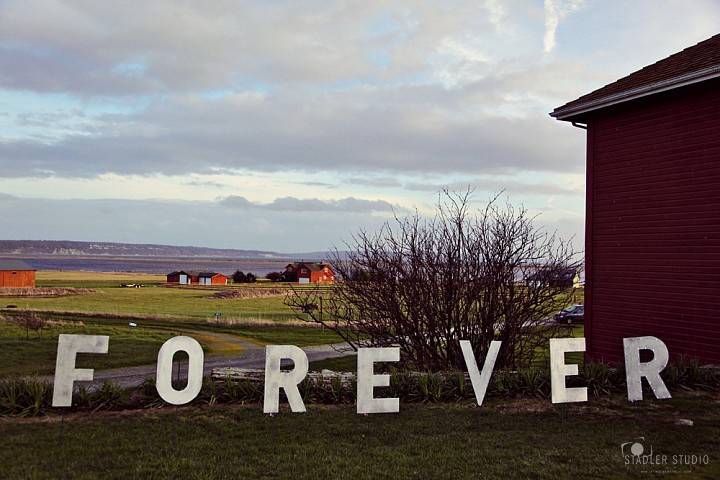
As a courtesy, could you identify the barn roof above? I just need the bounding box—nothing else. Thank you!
[185,270,224,277]
[285,262,330,272]
[0,259,35,271]
[168,270,224,277]
[551,33,720,121]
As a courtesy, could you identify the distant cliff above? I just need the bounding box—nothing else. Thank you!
[0,240,282,258]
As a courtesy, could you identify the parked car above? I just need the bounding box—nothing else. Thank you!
[554,304,584,324]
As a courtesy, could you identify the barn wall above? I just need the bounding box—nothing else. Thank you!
[310,268,335,284]
[0,270,36,288]
[586,78,720,364]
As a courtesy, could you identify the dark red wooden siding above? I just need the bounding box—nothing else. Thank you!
[585,78,720,364]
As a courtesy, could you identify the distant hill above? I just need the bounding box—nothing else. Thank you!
[0,240,288,259]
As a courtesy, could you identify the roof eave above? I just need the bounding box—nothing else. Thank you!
[550,65,720,121]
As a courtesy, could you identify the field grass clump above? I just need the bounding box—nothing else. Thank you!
[210,287,288,300]
[0,377,52,416]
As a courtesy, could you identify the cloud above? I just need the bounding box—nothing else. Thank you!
[404,178,582,196]
[543,0,584,54]
[344,176,403,188]
[0,193,583,251]
[0,194,395,251]
[219,195,397,213]
[0,84,587,178]
[2,1,717,182]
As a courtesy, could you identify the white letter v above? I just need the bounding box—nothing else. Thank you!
[460,340,501,407]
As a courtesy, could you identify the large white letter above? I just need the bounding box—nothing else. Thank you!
[263,345,309,413]
[550,337,587,404]
[623,336,671,402]
[52,334,109,407]
[460,340,501,407]
[357,347,399,414]
[156,336,204,405]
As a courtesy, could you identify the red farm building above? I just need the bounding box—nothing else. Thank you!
[0,259,36,288]
[552,33,720,365]
[167,270,228,286]
[283,262,335,284]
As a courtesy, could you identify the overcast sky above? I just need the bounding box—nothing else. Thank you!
[1,1,718,252]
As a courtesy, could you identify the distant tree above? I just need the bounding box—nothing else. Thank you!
[13,312,47,340]
[282,271,298,283]
[245,273,257,283]
[265,272,282,282]
[232,270,247,283]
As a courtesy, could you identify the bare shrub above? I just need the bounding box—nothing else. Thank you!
[286,190,581,371]
[13,312,47,340]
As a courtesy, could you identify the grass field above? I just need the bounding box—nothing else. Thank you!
[36,270,166,288]
[4,284,298,322]
[1,393,717,479]
[0,320,176,377]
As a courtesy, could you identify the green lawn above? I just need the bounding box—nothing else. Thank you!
[310,354,357,371]
[0,314,346,378]
[1,393,717,479]
[227,326,343,347]
[2,285,297,322]
[0,320,176,377]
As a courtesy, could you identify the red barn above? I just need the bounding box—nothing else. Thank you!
[283,262,335,284]
[0,260,36,288]
[167,270,228,286]
[552,34,720,365]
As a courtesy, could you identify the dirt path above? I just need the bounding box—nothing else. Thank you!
[81,337,352,389]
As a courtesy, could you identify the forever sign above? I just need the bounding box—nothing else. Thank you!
[51,334,672,411]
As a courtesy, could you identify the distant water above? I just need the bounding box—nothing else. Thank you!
[0,256,294,276]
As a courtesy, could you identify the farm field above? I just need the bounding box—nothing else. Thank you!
[8,282,298,323]
[36,270,167,288]
[2,393,718,479]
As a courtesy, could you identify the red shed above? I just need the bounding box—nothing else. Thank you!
[0,259,36,288]
[552,34,720,365]
[167,270,228,286]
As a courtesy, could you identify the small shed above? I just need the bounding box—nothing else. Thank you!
[551,33,720,365]
[0,259,36,288]
[167,270,228,286]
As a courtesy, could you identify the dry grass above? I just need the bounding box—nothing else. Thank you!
[0,287,94,297]
[206,316,320,328]
[210,287,289,300]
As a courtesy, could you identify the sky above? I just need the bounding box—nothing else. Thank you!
[0,0,718,253]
